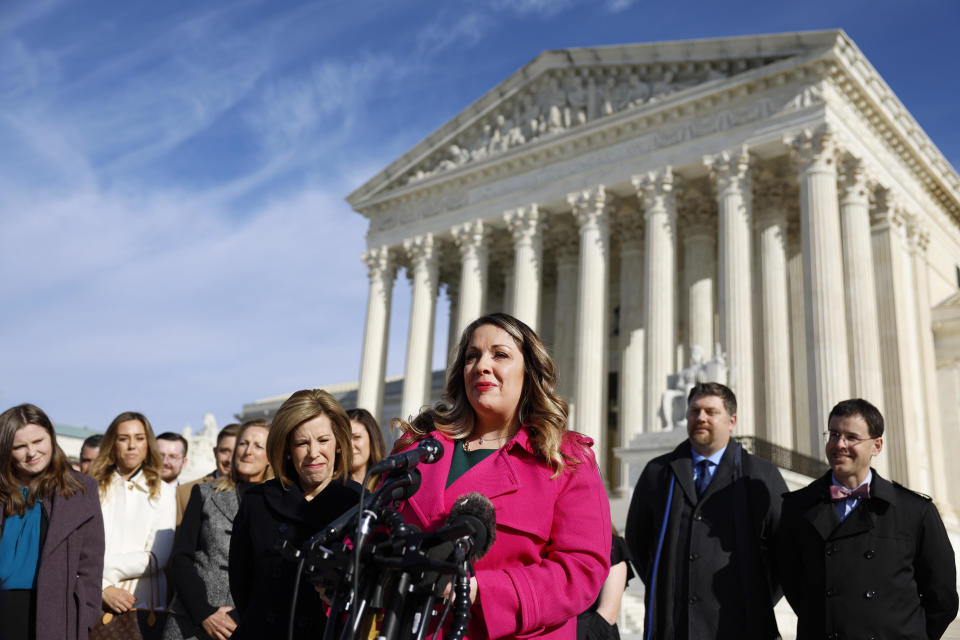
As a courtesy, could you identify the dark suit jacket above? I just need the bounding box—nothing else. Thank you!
[228,477,360,640]
[625,440,787,640]
[777,470,959,640]
[0,471,105,640]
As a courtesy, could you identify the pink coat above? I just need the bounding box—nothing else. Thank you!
[399,428,611,639]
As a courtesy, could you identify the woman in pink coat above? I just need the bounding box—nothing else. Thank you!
[393,313,611,639]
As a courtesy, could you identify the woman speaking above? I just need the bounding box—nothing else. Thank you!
[393,313,611,639]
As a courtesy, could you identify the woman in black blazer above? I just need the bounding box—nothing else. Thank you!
[228,390,360,640]
[163,419,272,640]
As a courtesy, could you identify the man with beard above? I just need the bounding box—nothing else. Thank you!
[157,431,189,485]
[777,398,957,639]
[625,382,788,640]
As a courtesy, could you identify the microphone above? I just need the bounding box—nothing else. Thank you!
[445,492,496,560]
[367,437,443,476]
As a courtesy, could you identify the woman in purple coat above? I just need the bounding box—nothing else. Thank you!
[0,403,105,640]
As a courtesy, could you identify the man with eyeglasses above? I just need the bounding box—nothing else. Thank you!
[777,398,958,639]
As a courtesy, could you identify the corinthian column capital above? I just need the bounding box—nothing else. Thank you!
[504,204,543,243]
[568,186,611,231]
[451,220,487,257]
[908,215,931,254]
[838,157,869,207]
[786,125,837,175]
[361,245,395,280]
[704,146,751,197]
[403,233,437,267]
[632,167,676,220]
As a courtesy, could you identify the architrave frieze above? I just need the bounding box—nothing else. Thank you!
[354,31,960,249]
[361,79,827,247]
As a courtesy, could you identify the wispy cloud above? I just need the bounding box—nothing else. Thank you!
[416,11,493,55]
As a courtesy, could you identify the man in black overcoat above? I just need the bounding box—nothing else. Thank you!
[777,398,958,639]
[625,382,788,640]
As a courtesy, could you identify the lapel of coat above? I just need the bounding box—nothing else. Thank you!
[40,493,93,560]
[407,433,457,529]
[832,469,896,539]
[668,443,697,506]
[209,486,239,523]
[801,472,842,541]
[445,440,521,503]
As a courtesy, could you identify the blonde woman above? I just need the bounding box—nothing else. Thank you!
[346,408,387,491]
[164,419,271,640]
[393,313,611,639]
[90,411,176,618]
[228,390,359,640]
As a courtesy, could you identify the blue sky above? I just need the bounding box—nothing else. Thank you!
[1,0,957,433]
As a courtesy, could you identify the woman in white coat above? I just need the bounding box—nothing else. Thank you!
[90,411,176,616]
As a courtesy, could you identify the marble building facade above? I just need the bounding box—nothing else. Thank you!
[345,31,960,515]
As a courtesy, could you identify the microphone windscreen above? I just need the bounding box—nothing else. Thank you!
[447,492,496,559]
[419,437,443,464]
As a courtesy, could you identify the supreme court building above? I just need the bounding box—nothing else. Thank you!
[344,31,960,516]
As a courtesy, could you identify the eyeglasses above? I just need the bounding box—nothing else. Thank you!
[823,430,875,446]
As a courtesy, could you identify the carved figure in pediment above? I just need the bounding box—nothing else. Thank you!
[538,76,566,134]
[627,74,651,106]
[599,74,616,116]
[519,93,541,141]
[565,74,589,127]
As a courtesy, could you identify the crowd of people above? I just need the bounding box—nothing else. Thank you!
[0,312,957,640]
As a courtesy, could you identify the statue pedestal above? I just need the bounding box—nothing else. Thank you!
[614,430,688,491]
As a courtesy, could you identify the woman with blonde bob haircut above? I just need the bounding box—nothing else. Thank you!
[393,313,611,640]
[229,390,359,640]
[91,411,176,622]
[0,403,104,640]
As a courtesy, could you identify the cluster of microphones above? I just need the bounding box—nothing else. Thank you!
[278,438,496,640]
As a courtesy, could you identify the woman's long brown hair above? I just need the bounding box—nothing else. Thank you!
[0,404,83,517]
[89,411,163,501]
[392,313,579,477]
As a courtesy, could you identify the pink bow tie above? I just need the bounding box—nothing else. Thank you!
[830,484,870,502]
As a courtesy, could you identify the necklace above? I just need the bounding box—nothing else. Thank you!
[462,432,511,452]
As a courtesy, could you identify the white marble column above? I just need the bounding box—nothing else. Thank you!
[838,160,885,411]
[787,226,815,455]
[505,205,543,330]
[681,191,715,360]
[617,207,644,493]
[401,234,438,420]
[553,230,580,423]
[568,186,610,468]
[452,221,488,336]
[754,177,793,448]
[632,168,677,432]
[790,127,850,437]
[872,195,924,486]
[908,220,946,501]
[357,246,396,420]
[705,147,755,435]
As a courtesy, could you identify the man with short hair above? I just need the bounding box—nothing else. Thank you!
[156,432,189,485]
[625,382,788,639]
[79,434,102,475]
[175,423,239,526]
[777,398,958,639]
